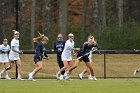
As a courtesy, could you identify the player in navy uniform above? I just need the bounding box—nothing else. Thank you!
[78,35,100,80]
[64,35,99,80]
[53,34,65,79]
[28,34,48,81]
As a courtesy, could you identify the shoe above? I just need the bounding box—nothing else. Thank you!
[28,73,36,81]
[59,75,64,80]
[65,75,73,80]
[56,72,61,80]
[88,76,97,81]
[93,76,97,81]
[29,73,33,80]
[17,78,25,80]
[133,69,139,76]
[78,73,83,80]
[5,75,11,80]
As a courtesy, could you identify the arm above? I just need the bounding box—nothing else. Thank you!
[42,46,48,59]
[11,46,23,54]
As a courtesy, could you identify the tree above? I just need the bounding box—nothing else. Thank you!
[20,0,26,38]
[92,0,100,33]
[81,0,89,41]
[100,0,106,28]
[45,0,51,37]
[58,0,68,40]
[30,0,36,49]
[118,0,123,27]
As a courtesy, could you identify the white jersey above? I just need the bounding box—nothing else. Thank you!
[0,44,10,63]
[61,40,74,61]
[9,38,20,60]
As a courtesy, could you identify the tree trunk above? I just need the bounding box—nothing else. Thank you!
[81,0,89,41]
[45,0,51,37]
[118,0,123,27]
[20,0,26,38]
[92,0,100,33]
[100,0,106,28]
[58,0,68,40]
[30,0,36,49]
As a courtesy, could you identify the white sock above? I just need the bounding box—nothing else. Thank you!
[5,74,9,77]
[64,71,69,77]
[80,72,84,76]
[18,74,21,79]
[88,74,92,78]
[30,70,36,75]
[57,71,61,74]
[0,69,5,74]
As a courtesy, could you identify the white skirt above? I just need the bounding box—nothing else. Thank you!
[0,55,9,63]
[61,52,72,61]
[9,54,20,61]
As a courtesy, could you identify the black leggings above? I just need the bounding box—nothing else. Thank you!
[57,56,65,75]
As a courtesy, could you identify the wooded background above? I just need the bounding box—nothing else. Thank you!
[0,0,140,50]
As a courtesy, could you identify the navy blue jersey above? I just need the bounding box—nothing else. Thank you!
[79,42,100,55]
[54,40,65,55]
[35,42,48,58]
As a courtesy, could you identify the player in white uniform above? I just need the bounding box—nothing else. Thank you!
[64,35,99,80]
[0,38,11,79]
[56,33,74,80]
[9,30,24,80]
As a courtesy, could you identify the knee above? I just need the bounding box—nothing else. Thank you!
[5,65,11,70]
[38,66,42,70]
[73,65,78,68]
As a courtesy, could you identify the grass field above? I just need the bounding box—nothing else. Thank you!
[0,54,139,79]
[0,79,140,93]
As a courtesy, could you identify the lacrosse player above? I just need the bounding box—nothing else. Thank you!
[0,38,11,79]
[9,30,24,80]
[28,33,48,81]
[64,35,99,80]
[53,34,65,80]
[78,35,100,80]
[56,33,74,80]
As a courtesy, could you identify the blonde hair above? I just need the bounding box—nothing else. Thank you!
[12,30,19,34]
[33,33,48,43]
[88,34,97,46]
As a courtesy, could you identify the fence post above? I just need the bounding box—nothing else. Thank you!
[15,0,19,79]
[104,53,106,79]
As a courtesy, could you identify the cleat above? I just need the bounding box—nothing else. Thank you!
[17,78,25,80]
[28,73,36,81]
[88,76,97,81]
[59,75,64,80]
[65,75,73,81]
[78,73,83,80]
[5,75,11,80]
[56,72,61,80]
[133,69,139,76]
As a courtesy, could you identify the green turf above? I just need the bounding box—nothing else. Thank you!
[0,79,140,93]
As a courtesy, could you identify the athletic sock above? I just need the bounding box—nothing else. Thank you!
[18,74,21,79]
[64,71,69,77]
[57,71,61,74]
[88,74,92,78]
[30,70,36,76]
[0,69,4,74]
[80,72,84,76]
